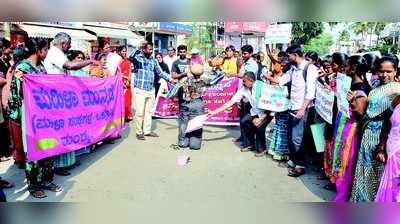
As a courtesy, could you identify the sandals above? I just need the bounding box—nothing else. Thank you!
[0,179,14,189]
[240,146,255,152]
[29,189,47,199]
[288,168,306,177]
[42,182,62,192]
[170,144,182,150]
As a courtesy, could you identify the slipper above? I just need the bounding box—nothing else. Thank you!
[42,182,62,192]
[29,189,47,199]
[0,179,14,189]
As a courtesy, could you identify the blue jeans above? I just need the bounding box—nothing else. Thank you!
[287,109,309,168]
[178,98,204,150]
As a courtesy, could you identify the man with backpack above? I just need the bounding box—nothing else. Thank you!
[265,44,319,177]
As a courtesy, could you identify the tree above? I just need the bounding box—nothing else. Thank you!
[291,22,324,45]
[339,30,350,42]
[302,33,334,55]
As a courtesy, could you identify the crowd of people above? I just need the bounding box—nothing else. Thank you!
[207,44,400,203]
[0,30,400,203]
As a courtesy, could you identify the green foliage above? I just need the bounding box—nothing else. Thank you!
[291,22,324,45]
[302,33,334,55]
[185,22,213,56]
[369,39,399,54]
[339,30,350,42]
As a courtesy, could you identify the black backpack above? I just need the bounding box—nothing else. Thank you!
[286,62,310,98]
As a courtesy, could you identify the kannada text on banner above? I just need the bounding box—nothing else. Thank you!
[315,82,335,124]
[336,73,352,118]
[203,77,240,125]
[23,74,124,161]
[255,80,289,112]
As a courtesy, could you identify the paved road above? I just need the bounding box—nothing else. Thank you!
[0,119,334,203]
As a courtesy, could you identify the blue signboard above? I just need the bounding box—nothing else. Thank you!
[159,22,192,34]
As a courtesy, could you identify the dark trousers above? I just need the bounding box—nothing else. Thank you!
[0,188,5,202]
[238,101,252,142]
[241,112,273,153]
[287,109,309,168]
[25,158,55,190]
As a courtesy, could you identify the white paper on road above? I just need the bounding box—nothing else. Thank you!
[185,114,208,133]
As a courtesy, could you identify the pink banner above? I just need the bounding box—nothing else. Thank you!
[153,83,179,118]
[242,22,268,33]
[225,22,268,33]
[203,77,240,125]
[225,22,243,33]
[23,74,124,161]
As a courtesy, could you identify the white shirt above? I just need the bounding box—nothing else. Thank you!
[106,52,122,76]
[44,46,68,74]
[279,60,318,110]
[239,58,258,75]
[231,85,264,116]
[163,55,177,73]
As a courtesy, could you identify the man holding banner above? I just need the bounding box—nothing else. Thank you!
[44,32,96,176]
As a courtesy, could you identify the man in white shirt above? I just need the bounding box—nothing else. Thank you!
[163,46,177,72]
[43,32,94,176]
[44,32,94,75]
[265,44,318,177]
[232,44,259,146]
[209,71,272,157]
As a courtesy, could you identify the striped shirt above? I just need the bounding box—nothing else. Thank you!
[129,50,171,91]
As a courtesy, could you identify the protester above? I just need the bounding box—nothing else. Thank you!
[254,52,268,80]
[266,56,292,161]
[98,40,122,76]
[322,52,348,189]
[171,45,190,80]
[170,64,220,150]
[232,45,259,147]
[118,45,134,122]
[331,55,369,202]
[155,52,170,96]
[265,44,319,176]
[66,50,92,156]
[375,95,400,202]
[90,53,110,78]
[67,50,89,77]
[163,46,177,72]
[0,38,12,77]
[351,56,400,202]
[305,51,320,66]
[9,38,62,198]
[129,41,173,140]
[44,32,94,176]
[0,38,13,160]
[209,71,271,157]
[363,53,380,86]
[208,45,239,78]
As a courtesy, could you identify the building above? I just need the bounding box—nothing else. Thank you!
[130,22,193,54]
[224,22,269,53]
